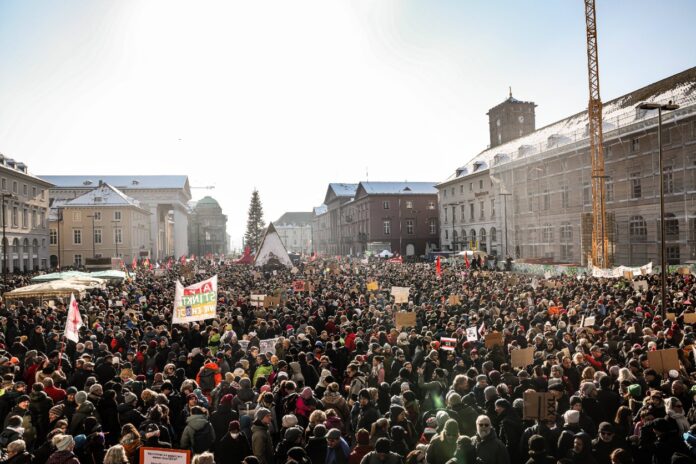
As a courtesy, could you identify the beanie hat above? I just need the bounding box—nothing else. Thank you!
[375,438,391,453]
[436,410,450,428]
[446,392,462,407]
[89,384,103,396]
[49,404,65,418]
[628,384,642,398]
[221,394,234,407]
[228,420,241,433]
[598,422,614,433]
[356,429,370,446]
[359,389,371,400]
[282,414,298,428]
[495,398,511,410]
[75,391,88,405]
[54,434,74,451]
[254,408,271,422]
[564,410,580,425]
[124,392,137,405]
[284,426,303,443]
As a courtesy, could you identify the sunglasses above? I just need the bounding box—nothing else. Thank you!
[477,423,491,427]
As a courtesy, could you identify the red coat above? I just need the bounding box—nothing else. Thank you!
[345,333,357,352]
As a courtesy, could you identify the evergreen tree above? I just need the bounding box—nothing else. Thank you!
[244,189,265,251]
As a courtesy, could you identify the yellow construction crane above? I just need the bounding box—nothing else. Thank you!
[584,0,609,268]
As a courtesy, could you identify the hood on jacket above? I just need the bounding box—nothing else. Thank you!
[77,401,96,414]
[186,414,210,431]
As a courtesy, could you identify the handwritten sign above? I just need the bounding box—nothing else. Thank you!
[583,316,595,327]
[684,313,696,324]
[647,348,680,374]
[395,312,417,330]
[523,391,556,421]
[448,295,461,305]
[623,271,634,280]
[293,280,306,292]
[366,281,379,292]
[259,338,279,355]
[511,347,535,368]
[633,281,648,292]
[466,327,478,342]
[140,447,190,464]
[250,294,266,308]
[391,287,410,304]
[484,332,503,348]
[263,296,280,308]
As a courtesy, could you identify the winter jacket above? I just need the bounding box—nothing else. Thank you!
[251,421,274,464]
[427,434,458,464]
[45,450,80,464]
[253,363,273,385]
[348,445,373,464]
[210,403,239,444]
[215,432,252,464]
[117,403,146,429]
[69,401,97,435]
[359,451,402,464]
[180,414,215,451]
[472,430,510,464]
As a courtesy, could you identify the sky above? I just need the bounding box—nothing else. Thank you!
[1,0,695,250]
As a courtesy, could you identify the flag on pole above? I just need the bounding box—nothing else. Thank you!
[65,293,83,343]
[436,256,441,278]
[464,253,470,269]
[180,255,186,265]
[132,257,137,270]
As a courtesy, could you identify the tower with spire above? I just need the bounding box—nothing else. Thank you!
[486,88,536,148]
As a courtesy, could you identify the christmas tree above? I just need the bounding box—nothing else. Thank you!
[244,189,265,252]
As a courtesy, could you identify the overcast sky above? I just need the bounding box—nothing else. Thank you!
[1,0,695,249]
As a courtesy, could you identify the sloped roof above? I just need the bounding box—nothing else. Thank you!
[254,223,293,267]
[274,212,314,226]
[313,204,327,216]
[328,183,358,197]
[442,66,696,184]
[42,175,189,190]
[357,181,438,195]
[65,183,143,209]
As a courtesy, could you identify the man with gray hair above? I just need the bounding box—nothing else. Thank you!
[5,439,31,463]
[471,415,509,464]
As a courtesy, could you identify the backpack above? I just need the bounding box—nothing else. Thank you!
[192,422,214,454]
[199,368,216,391]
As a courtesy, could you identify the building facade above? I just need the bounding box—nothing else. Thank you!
[441,67,696,266]
[43,175,191,260]
[274,212,313,254]
[188,196,228,256]
[48,183,150,268]
[0,155,52,272]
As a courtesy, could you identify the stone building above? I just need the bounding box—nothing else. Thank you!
[48,182,150,268]
[43,175,191,260]
[187,196,228,256]
[274,212,313,254]
[0,155,52,272]
[440,66,696,266]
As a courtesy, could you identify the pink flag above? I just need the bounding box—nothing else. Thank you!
[64,293,83,343]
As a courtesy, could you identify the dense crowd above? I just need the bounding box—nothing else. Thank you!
[0,258,694,464]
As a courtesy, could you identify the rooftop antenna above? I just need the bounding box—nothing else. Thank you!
[366,167,368,182]
[509,86,512,98]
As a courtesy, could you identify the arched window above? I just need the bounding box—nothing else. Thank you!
[665,213,679,240]
[490,227,497,243]
[629,216,647,242]
[479,228,487,251]
[470,229,476,249]
[460,229,467,247]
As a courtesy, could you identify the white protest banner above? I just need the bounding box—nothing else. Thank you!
[583,316,595,327]
[633,281,648,292]
[64,294,83,343]
[140,447,190,464]
[259,338,279,355]
[531,279,538,290]
[250,294,266,308]
[441,337,457,351]
[391,286,410,304]
[172,275,218,325]
[466,327,478,342]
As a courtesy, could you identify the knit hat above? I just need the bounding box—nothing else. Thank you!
[54,434,74,451]
[628,384,642,398]
[75,391,88,405]
[284,426,303,443]
[436,410,450,428]
[124,392,138,405]
[326,428,341,440]
[528,434,546,453]
[221,394,234,407]
[282,414,298,428]
[563,410,580,425]
[49,404,65,418]
[375,438,391,453]
[89,384,103,396]
[446,392,462,407]
[254,408,271,422]
[229,420,241,433]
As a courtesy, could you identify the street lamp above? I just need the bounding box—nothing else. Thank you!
[637,100,679,317]
[1,193,17,285]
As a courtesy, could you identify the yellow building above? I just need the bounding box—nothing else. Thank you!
[48,182,150,268]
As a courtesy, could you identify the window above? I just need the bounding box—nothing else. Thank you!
[479,228,487,251]
[444,229,448,240]
[49,229,57,245]
[406,219,414,235]
[39,212,45,228]
[73,211,81,222]
[427,201,435,210]
[560,223,573,261]
[460,205,466,222]
[383,201,390,210]
[405,201,413,209]
[583,183,591,206]
[491,199,495,217]
[94,211,102,221]
[561,185,569,208]
[443,207,448,224]
[663,127,672,144]
[452,206,456,223]
[31,211,37,228]
[0,178,5,191]
[443,190,447,198]
[629,216,647,242]
[542,224,554,243]
[460,185,464,194]
[22,184,27,196]
[94,228,102,244]
[490,227,497,243]
[631,138,640,153]
[32,187,36,197]
[469,183,473,191]
[606,177,614,202]
[631,173,642,199]
[383,220,391,235]
[665,214,679,240]
[40,189,45,200]
[469,203,474,221]
[22,209,27,228]
[527,194,533,212]
[667,245,680,265]
[74,254,82,267]
[114,211,122,221]
[543,190,550,210]
[429,219,437,235]
[114,228,123,244]
[11,207,17,227]
[479,180,483,189]
[73,229,82,245]
[479,201,484,219]
[605,145,613,157]
[664,166,674,194]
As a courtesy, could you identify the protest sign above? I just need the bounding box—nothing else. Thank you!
[293,280,306,292]
[548,306,562,316]
[647,348,680,374]
[139,296,147,305]
[140,447,190,464]
[172,276,218,324]
[666,313,676,322]
[395,312,417,329]
[623,271,634,280]
[264,296,280,308]
[238,340,250,352]
[259,338,279,355]
[440,337,457,351]
[511,347,535,368]
[583,316,595,327]
[633,281,648,292]
[153,269,166,278]
[391,286,410,304]
[466,327,478,342]
[523,392,556,421]
[485,332,503,348]
[684,313,696,324]
[561,347,571,359]
[250,294,266,308]
[448,295,461,305]
[366,281,379,291]
[678,266,691,275]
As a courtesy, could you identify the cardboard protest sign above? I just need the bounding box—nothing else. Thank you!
[548,306,562,316]
[263,296,280,308]
[484,332,503,348]
[523,391,557,421]
[293,280,306,292]
[623,271,634,280]
[290,267,299,274]
[448,295,461,305]
[647,348,680,374]
[666,313,676,322]
[583,316,595,327]
[678,266,691,275]
[395,312,417,329]
[140,447,190,464]
[633,281,648,292]
[440,337,457,351]
[250,294,266,308]
[153,269,166,278]
[259,338,279,355]
[466,327,478,342]
[366,281,379,292]
[684,313,696,324]
[172,276,218,325]
[511,347,535,368]
[561,347,571,359]
[391,286,410,304]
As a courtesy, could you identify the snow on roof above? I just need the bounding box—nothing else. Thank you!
[444,66,696,182]
[358,182,438,195]
[313,204,328,215]
[274,212,314,226]
[42,175,189,190]
[328,183,358,197]
[65,183,142,208]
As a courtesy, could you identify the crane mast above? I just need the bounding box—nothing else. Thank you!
[584,0,609,268]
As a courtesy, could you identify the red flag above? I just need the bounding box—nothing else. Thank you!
[64,294,83,343]
[167,258,172,270]
[132,258,137,270]
[436,256,441,278]
[465,253,470,269]
[149,263,153,271]
[180,255,186,265]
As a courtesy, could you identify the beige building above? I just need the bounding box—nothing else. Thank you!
[0,155,52,272]
[48,182,150,268]
[274,212,313,254]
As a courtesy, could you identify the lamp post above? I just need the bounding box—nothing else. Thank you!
[1,193,17,285]
[637,101,679,317]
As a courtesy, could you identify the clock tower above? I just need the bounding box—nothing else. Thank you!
[487,88,536,148]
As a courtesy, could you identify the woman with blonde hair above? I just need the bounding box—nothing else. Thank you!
[103,444,130,464]
[581,366,595,382]
[119,424,142,464]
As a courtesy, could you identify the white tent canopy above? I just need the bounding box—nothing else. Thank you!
[254,223,293,267]
[377,249,394,258]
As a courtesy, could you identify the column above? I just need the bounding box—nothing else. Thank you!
[173,207,189,258]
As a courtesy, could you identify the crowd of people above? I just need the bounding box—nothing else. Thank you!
[0,258,694,464]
